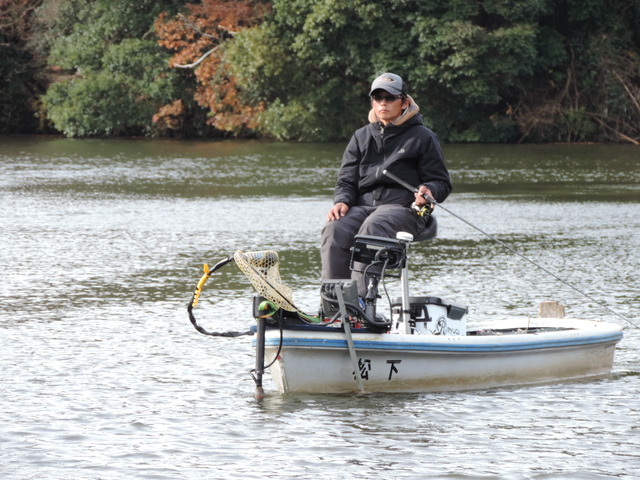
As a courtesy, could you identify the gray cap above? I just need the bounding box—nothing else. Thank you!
[369,72,406,96]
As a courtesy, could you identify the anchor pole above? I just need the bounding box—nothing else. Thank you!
[254,317,266,400]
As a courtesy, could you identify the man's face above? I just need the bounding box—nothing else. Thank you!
[370,89,408,125]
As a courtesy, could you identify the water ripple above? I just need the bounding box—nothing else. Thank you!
[1,138,638,480]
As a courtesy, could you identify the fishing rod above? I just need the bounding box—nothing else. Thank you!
[382,169,638,328]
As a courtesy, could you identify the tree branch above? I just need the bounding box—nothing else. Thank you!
[172,45,220,69]
[611,70,640,114]
[587,112,639,145]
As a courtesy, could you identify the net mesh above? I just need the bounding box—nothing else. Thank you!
[233,250,296,311]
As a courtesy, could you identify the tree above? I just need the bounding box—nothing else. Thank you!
[0,0,45,133]
[404,0,545,142]
[6,0,637,142]
[225,0,639,143]
[511,0,640,143]
[40,0,190,137]
[222,0,546,141]
[154,0,270,137]
[226,0,390,141]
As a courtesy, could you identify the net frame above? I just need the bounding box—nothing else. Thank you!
[233,250,296,311]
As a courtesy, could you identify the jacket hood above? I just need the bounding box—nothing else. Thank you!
[368,95,420,126]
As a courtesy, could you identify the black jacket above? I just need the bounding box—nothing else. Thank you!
[334,114,452,208]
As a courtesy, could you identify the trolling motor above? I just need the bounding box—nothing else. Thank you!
[321,233,413,332]
[351,234,408,321]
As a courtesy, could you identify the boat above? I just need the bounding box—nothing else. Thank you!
[187,232,624,396]
[187,170,627,396]
[260,316,622,394]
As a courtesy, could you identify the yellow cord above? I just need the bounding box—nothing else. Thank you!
[191,263,211,308]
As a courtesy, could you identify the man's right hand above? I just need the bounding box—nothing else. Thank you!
[326,202,349,221]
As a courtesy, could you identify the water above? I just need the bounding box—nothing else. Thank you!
[1,136,639,479]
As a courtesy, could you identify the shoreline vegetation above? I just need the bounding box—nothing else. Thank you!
[2,132,638,147]
[1,0,639,145]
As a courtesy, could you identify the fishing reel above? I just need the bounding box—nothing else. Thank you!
[411,201,432,219]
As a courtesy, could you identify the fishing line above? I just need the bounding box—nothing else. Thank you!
[382,169,638,328]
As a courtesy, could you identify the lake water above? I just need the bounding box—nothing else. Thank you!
[1,136,639,479]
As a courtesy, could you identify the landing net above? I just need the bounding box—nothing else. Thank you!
[233,250,296,312]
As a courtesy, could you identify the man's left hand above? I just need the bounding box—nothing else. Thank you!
[414,186,435,210]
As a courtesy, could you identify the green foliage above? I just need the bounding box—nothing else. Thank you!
[44,39,182,137]
[41,0,188,137]
[227,0,639,143]
[227,15,365,141]
[227,0,403,141]
[514,0,640,143]
[406,7,540,141]
[4,0,638,142]
[48,0,182,70]
[0,44,41,133]
[45,73,139,137]
[227,0,548,142]
[0,0,47,133]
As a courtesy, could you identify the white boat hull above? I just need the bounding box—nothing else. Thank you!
[260,318,623,394]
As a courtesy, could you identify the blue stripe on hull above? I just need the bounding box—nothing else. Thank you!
[263,332,623,353]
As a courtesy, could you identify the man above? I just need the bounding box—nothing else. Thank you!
[321,72,452,296]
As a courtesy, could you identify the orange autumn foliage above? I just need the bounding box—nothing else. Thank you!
[155,0,269,135]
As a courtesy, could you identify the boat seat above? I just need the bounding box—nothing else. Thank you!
[412,215,437,243]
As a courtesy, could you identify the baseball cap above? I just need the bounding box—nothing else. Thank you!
[369,73,406,96]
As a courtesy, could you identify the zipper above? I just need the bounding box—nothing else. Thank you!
[374,126,386,207]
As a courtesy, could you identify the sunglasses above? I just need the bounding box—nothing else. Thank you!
[371,93,402,103]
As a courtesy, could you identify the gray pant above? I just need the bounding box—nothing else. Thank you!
[320,204,427,296]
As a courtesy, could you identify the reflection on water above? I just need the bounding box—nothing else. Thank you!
[1,136,639,479]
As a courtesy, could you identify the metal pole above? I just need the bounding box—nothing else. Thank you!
[400,259,411,334]
[397,234,413,334]
[336,284,366,393]
[254,317,266,400]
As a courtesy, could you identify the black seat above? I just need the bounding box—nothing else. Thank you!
[413,215,437,242]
